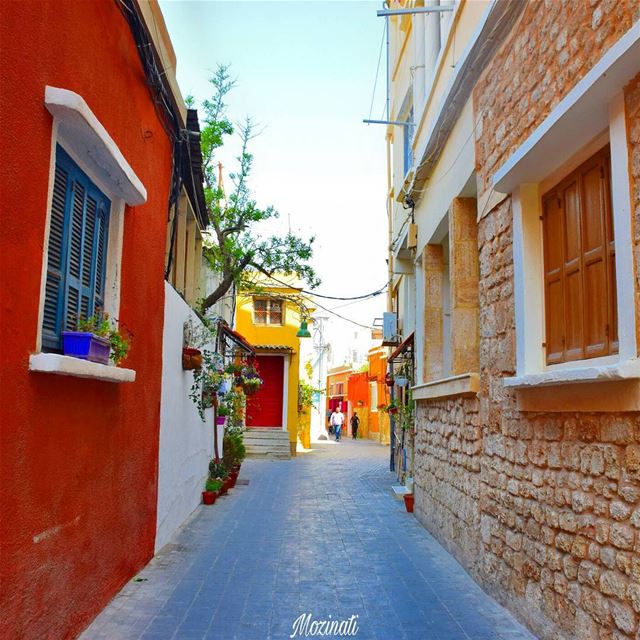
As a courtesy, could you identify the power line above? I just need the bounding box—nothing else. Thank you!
[368,21,387,122]
[306,296,374,330]
[264,273,388,301]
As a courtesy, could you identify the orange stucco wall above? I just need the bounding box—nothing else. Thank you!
[0,2,172,638]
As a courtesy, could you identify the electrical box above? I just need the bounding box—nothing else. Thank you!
[407,223,417,249]
[382,312,398,346]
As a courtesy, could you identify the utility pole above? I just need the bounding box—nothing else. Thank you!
[311,313,329,441]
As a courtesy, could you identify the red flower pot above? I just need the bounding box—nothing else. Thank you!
[229,472,238,487]
[388,407,398,415]
[219,483,228,496]
[183,347,203,370]
[385,373,394,386]
[202,490,218,505]
[403,494,414,513]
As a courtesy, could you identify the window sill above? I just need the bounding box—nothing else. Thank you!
[29,353,136,383]
[505,359,640,412]
[412,373,479,402]
[503,358,640,389]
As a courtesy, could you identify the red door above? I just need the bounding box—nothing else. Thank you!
[246,355,284,428]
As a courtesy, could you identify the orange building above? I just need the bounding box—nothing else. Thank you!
[326,365,351,432]
[346,370,369,439]
[367,347,390,445]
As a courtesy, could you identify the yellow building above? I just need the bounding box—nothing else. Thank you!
[235,279,313,455]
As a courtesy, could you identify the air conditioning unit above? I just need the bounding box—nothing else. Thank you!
[382,312,398,346]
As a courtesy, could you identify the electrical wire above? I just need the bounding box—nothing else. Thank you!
[367,21,387,122]
[389,106,486,252]
[305,296,374,330]
[263,272,388,302]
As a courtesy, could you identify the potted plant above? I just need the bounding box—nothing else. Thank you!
[395,375,408,387]
[225,361,245,386]
[385,372,394,387]
[182,346,203,370]
[63,314,130,366]
[202,477,222,505]
[386,401,399,415]
[216,403,230,426]
[403,493,415,513]
[208,460,228,495]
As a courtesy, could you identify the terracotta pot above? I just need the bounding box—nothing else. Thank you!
[388,407,398,415]
[202,490,218,505]
[229,472,238,487]
[403,494,414,513]
[219,482,228,496]
[182,347,203,370]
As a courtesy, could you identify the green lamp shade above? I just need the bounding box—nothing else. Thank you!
[296,320,311,338]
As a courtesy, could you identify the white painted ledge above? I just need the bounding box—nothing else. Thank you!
[493,23,640,193]
[45,86,147,205]
[29,353,136,383]
[504,359,640,389]
[412,372,479,401]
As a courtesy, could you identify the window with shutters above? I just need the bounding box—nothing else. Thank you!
[253,298,285,325]
[541,146,617,365]
[42,145,111,351]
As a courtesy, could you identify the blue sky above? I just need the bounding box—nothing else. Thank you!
[160,0,388,352]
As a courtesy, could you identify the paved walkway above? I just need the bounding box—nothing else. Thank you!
[81,439,536,640]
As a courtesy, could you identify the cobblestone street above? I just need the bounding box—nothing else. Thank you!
[81,440,535,640]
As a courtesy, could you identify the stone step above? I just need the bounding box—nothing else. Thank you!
[244,429,291,459]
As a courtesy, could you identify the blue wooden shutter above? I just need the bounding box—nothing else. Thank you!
[42,146,111,350]
[42,161,71,350]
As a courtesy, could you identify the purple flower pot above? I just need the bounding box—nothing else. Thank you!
[62,332,110,365]
[216,416,226,426]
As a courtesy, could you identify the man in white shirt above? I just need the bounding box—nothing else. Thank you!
[330,408,345,442]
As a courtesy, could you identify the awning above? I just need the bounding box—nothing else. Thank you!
[253,345,295,354]
[389,332,414,363]
[219,323,255,355]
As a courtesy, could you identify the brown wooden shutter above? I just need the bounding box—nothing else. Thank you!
[603,153,618,353]
[542,145,616,365]
[543,192,565,364]
[580,153,608,358]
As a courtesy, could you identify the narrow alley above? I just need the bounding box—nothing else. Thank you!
[81,441,535,640]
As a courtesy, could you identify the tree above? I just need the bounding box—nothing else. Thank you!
[193,65,319,311]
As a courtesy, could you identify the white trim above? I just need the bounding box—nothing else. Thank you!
[44,86,147,205]
[609,92,637,361]
[512,185,544,377]
[29,353,136,383]
[412,372,479,401]
[282,354,290,433]
[493,23,640,193]
[504,359,640,389]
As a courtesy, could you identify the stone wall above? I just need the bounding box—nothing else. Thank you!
[625,73,640,353]
[474,0,639,194]
[416,197,640,640]
[414,396,482,574]
[411,3,640,639]
[477,200,640,640]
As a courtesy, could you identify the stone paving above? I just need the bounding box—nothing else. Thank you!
[80,439,537,640]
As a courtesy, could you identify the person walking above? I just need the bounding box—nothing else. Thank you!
[350,412,360,440]
[330,408,345,442]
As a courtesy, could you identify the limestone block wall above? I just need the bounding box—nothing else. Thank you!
[411,3,640,639]
[625,73,640,351]
[414,397,482,574]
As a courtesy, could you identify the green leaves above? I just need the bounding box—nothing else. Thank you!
[190,64,319,311]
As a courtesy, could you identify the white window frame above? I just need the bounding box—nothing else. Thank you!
[253,297,285,326]
[492,27,640,388]
[29,86,146,383]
